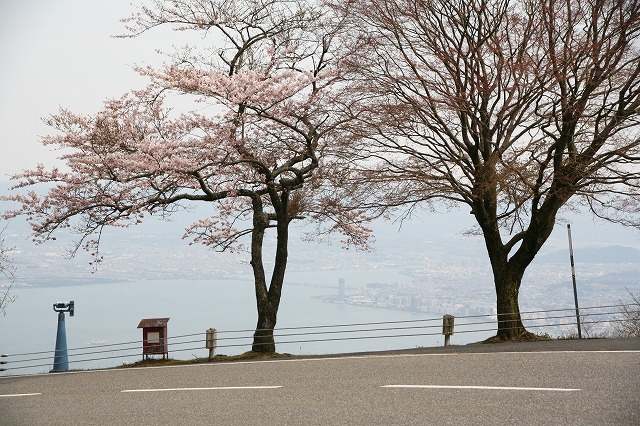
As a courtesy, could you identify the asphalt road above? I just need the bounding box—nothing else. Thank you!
[1,338,639,425]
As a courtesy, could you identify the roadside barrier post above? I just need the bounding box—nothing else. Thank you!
[206,328,217,360]
[443,314,454,346]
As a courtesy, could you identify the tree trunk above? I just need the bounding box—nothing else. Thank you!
[251,246,286,353]
[250,193,290,353]
[252,304,278,353]
[475,191,532,341]
[494,270,528,339]
[481,204,561,341]
[249,203,275,353]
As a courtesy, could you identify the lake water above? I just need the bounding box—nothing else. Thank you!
[0,268,494,375]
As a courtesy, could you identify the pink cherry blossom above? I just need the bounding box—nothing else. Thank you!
[3,0,371,354]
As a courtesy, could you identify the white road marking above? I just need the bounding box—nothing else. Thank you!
[382,385,580,392]
[121,386,282,393]
[0,393,41,397]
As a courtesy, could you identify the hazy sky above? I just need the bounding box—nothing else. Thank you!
[0,0,178,178]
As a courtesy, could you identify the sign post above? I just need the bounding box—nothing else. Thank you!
[567,224,582,339]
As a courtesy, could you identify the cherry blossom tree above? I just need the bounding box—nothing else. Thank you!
[336,0,640,340]
[4,0,370,353]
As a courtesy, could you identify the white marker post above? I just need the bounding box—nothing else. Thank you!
[206,328,218,360]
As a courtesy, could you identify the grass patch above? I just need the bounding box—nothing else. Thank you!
[114,351,294,369]
[481,332,551,344]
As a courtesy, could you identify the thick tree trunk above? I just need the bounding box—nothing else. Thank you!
[251,248,286,353]
[484,245,530,340]
[474,186,533,341]
[481,205,562,341]
[249,205,274,353]
[250,194,290,354]
[252,305,278,353]
[494,270,528,339]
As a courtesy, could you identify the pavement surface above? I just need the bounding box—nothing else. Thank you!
[1,337,639,425]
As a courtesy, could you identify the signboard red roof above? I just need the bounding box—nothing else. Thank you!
[137,318,170,328]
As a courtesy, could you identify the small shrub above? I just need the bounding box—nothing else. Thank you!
[613,290,640,337]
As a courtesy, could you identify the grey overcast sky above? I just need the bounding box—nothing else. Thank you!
[0,0,177,178]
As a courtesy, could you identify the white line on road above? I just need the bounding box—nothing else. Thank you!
[121,386,282,393]
[0,393,42,398]
[382,385,581,392]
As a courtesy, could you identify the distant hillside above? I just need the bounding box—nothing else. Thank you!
[537,246,640,263]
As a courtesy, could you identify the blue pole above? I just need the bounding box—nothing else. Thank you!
[52,311,69,372]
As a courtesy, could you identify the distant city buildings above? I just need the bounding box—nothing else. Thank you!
[4,215,638,339]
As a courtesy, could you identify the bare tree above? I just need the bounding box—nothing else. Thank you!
[613,290,640,337]
[0,222,16,316]
[336,0,640,339]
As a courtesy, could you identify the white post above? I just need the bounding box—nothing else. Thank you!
[206,328,218,359]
